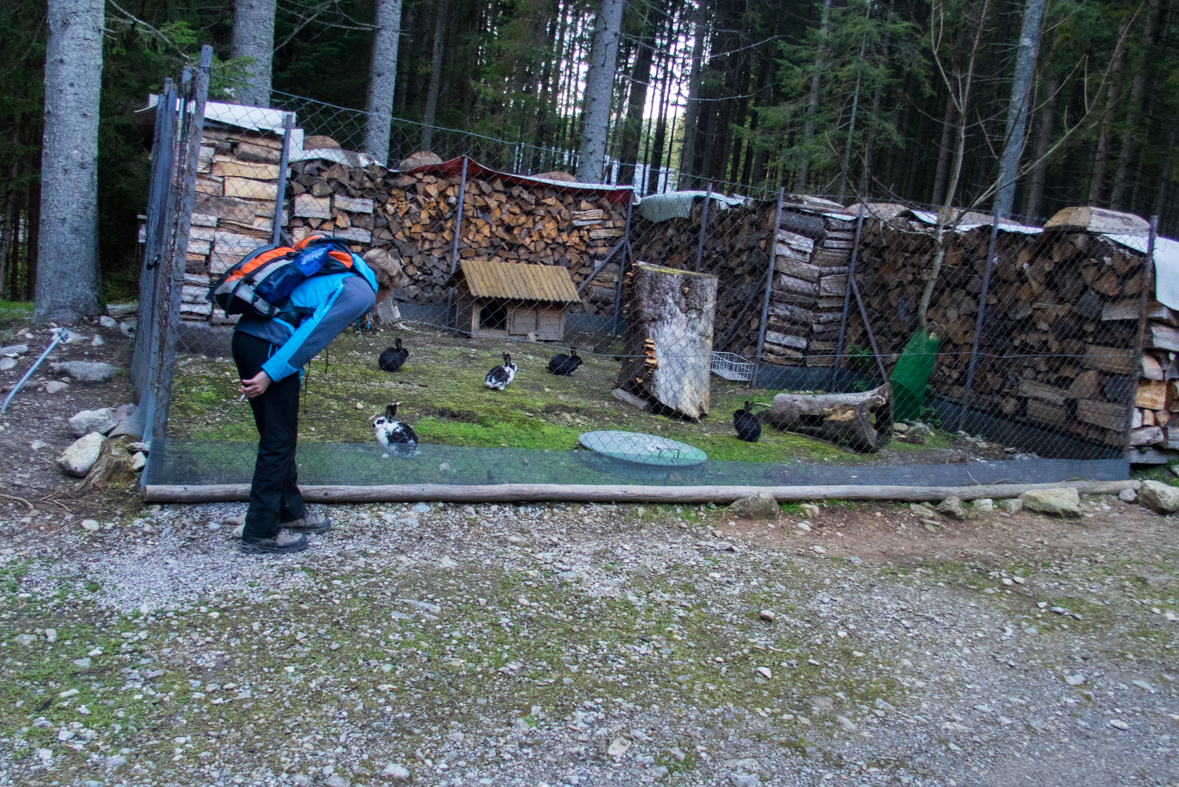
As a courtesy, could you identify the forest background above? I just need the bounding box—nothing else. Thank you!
[1,0,1176,308]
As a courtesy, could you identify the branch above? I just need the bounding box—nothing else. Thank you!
[105,0,173,46]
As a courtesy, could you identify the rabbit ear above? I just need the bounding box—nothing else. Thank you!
[386,404,397,419]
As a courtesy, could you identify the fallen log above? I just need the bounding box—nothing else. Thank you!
[144,479,1137,504]
[759,383,892,453]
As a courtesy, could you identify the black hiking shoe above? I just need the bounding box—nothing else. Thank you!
[280,512,332,534]
[239,529,308,555]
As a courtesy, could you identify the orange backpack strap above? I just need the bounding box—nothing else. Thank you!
[327,250,354,268]
[293,234,325,251]
[225,246,295,283]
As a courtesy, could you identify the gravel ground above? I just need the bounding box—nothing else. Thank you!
[1,496,1177,787]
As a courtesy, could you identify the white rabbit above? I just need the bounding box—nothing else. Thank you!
[484,353,517,391]
[373,402,420,458]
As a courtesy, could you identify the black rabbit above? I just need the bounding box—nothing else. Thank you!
[373,402,420,457]
[378,337,408,372]
[547,348,583,376]
[733,400,761,442]
[484,353,517,390]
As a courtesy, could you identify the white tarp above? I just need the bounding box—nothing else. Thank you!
[1105,233,1179,311]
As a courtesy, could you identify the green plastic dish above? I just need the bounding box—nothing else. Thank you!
[578,431,707,467]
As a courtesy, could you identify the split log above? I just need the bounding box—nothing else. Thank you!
[615,263,718,420]
[760,383,891,453]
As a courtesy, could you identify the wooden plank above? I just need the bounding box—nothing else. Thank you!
[1135,379,1167,410]
[775,229,815,257]
[774,274,819,297]
[211,160,279,180]
[1084,345,1138,375]
[223,177,278,201]
[294,194,332,219]
[143,479,1140,504]
[1146,323,1179,352]
[334,195,375,214]
[1130,426,1165,446]
[1018,380,1068,406]
[1077,398,1128,431]
[765,331,809,350]
[774,256,822,282]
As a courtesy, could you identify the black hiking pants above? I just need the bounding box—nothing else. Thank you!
[232,331,307,540]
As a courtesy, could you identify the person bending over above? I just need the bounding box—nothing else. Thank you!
[233,247,404,554]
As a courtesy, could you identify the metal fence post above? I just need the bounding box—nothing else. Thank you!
[957,208,1003,432]
[1123,215,1158,457]
[830,202,867,390]
[449,156,469,276]
[612,193,635,337]
[754,188,785,372]
[272,112,295,245]
[152,44,212,443]
[694,182,712,273]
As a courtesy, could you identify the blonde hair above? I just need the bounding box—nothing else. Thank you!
[362,247,406,291]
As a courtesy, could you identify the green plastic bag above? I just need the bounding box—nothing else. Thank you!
[890,330,939,422]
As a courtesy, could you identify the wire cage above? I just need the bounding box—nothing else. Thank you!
[710,351,755,382]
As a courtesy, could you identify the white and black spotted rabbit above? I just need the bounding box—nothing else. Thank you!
[373,402,420,457]
[484,353,517,391]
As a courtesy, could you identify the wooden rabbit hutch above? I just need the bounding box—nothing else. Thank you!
[447,259,581,341]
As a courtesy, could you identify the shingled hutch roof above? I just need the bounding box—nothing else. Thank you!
[447,259,581,341]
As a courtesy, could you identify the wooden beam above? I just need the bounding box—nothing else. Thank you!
[144,479,1138,504]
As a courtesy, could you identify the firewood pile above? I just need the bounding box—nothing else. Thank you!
[285,155,628,312]
[848,205,1152,449]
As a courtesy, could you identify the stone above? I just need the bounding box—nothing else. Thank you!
[91,335,104,347]
[973,498,994,513]
[800,503,821,518]
[730,773,760,787]
[1108,719,1129,730]
[1171,464,1179,478]
[99,316,118,329]
[14,634,35,646]
[63,330,88,344]
[119,320,135,335]
[607,737,631,757]
[759,610,775,622]
[44,381,69,393]
[51,361,116,383]
[30,440,48,450]
[1065,673,1086,686]
[756,666,772,679]
[78,439,137,489]
[69,408,119,438]
[106,303,137,319]
[412,502,430,513]
[0,343,29,355]
[1019,488,1081,516]
[1119,487,1138,503]
[936,496,968,519]
[58,433,105,477]
[726,493,781,521]
[1138,480,1179,514]
[131,452,147,472]
[326,776,349,787]
[795,521,811,532]
[811,545,827,554]
[44,628,56,643]
[998,498,1022,514]
[811,696,834,712]
[836,715,858,732]
[382,763,410,780]
[0,358,15,371]
[81,520,100,531]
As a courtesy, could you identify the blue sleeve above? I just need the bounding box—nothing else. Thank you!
[261,276,376,382]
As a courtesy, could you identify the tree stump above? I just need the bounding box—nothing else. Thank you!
[759,383,892,453]
[616,262,718,420]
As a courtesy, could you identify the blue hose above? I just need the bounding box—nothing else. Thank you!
[1,328,69,414]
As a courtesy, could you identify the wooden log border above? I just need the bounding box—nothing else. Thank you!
[145,479,1137,504]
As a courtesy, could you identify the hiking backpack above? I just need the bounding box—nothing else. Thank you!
[207,234,360,318]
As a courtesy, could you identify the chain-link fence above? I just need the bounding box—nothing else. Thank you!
[132,57,1164,497]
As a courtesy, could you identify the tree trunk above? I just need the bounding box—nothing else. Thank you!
[1110,0,1162,209]
[760,384,892,453]
[795,0,833,192]
[1088,17,1131,205]
[576,0,626,183]
[362,0,403,165]
[1021,75,1059,219]
[618,4,658,186]
[35,0,103,324]
[420,0,448,154]
[677,0,708,189]
[616,263,718,420]
[992,0,1048,217]
[230,0,276,107]
[930,96,955,206]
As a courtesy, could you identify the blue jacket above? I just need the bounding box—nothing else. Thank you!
[235,259,378,382]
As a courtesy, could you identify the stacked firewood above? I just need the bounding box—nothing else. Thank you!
[628,200,777,359]
[181,124,285,322]
[850,207,1149,447]
[762,208,855,366]
[286,159,626,311]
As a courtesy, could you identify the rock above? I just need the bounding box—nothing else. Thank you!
[811,545,827,555]
[73,657,91,669]
[51,361,116,383]
[233,524,245,539]
[651,765,670,779]
[811,696,834,712]
[936,496,968,519]
[1019,488,1080,516]
[607,737,631,757]
[106,303,137,319]
[0,343,29,355]
[44,381,69,393]
[727,493,781,520]
[127,441,149,453]
[30,440,48,450]
[795,521,810,532]
[756,666,772,679]
[412,502,430,513]
[79,439,137,489]
[998,498,1022,514]
[1108,719,1129,730]
[1138,480,1179,514]
[397,151,443,170]
[99,316,118,329]
[1119,487,1138,503]
[759,610,775,622]
[81,520,100,531]
[63,329,88,344]
[0,357,15,371]
[105,754,127,769]
[118,320,135,335]
[1065,673,1086,686]
[14,634,35,646]
[800,503,821,518]
[131,452,147,471]
[836,715,858,732]
[44,628,56,643]
[382,763,410,780]
[91,335,104,347]
[973,498,994,513]
[730,773,760,787]
[326,776,349,787]
[69,408,119,438]
[58,433,105,477]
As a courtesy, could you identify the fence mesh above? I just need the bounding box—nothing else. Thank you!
[132,66,1162,494]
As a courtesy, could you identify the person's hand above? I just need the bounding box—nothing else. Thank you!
[240,371,272,399]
